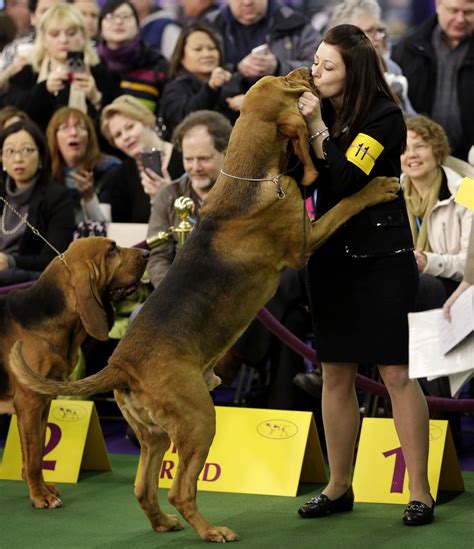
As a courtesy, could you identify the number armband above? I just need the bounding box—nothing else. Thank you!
[345,133,384,175]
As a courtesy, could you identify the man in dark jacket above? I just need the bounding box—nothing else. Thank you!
[203,0,319,114]
[392,0,474,160]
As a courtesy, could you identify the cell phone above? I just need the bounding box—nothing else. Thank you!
[67,51,85,74]
[140,149,162,176]
[251,44,269,56]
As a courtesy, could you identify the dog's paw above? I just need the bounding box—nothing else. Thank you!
[204,526,240,543]
[153,513,184,532]
[30,492,63,509]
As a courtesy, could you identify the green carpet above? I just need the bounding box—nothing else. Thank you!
[0,454,472,548]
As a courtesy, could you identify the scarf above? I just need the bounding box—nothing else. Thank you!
[403,169,443,252]
[98,36,141,73]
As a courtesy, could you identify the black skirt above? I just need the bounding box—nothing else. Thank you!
[306,251,418,364]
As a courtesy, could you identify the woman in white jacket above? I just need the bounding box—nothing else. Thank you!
[401,115,473,309]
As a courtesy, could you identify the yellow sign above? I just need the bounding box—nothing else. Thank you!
[353,418,464,504]
[455,177,474,210]
[0,400,110,483]
[345,133,384,175]
[136,406,327,497]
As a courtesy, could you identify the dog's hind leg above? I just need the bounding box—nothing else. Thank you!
[115,390,183,533]
[14,391,62,509]
[167,385,239,543]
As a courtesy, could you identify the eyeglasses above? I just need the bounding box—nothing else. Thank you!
[103,12,134,23]
[57,123,88,133]
[2,146,38,158]
[364,27,387,38]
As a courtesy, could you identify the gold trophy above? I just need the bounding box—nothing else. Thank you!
[146,196,196,249]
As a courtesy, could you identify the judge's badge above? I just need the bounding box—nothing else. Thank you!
[346,133,384,175]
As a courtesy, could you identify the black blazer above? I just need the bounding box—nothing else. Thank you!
[2,62,121,131]
[0,177,76,271]
[313,96,413,258]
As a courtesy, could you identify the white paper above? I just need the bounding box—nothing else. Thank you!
[408,309,474,380]
[440,286,474,354]
[449,369,474,398]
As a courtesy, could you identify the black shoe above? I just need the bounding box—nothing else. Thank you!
[402,496,435,526]
[298,487,354,518]
[293,371,322,399]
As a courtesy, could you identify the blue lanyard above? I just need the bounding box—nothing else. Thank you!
[416,216,422,231]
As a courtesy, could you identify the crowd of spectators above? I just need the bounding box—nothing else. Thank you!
[0,0,473,413]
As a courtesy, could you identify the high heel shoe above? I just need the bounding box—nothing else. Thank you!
[402,495,435,526]
[298,487,354,518]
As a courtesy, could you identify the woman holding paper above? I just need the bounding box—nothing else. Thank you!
[401,116,473,310]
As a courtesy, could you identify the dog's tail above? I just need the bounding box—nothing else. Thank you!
[9,341,127,396]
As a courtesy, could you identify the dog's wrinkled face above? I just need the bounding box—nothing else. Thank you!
[240,67,319,185]
[64,237,148,340]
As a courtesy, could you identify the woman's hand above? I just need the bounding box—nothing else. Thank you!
[69,169,95,202]
[46,66,68,94]
[443,281,472,321]
[208,66,232,90]
[139,165,172,197]
[298,91,323,131]
[414,248,427,272]
[0,252,9,271]
[226,94,244,112]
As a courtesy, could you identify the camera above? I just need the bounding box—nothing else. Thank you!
[140,149,162,176]
[67,51,85,74]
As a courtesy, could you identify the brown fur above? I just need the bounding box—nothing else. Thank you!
[9,68,400,540]
[1,237,148,508]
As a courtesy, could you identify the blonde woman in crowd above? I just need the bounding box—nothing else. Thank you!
[100,95,181,222]
[1,3,120,130]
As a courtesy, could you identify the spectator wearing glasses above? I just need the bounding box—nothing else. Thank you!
[46,106,121,225]
[392,0,474,161]
[98,0,169,114]
[0,119,75,286]
[327,0,417,116]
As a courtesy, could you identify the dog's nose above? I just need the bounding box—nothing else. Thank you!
[141,249,150,259]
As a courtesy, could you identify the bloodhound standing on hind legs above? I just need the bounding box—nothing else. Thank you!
[9,68,400,542]
[0,237,148,508]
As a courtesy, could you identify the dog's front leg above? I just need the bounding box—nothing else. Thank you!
[306,176,400,252]
[14,391,62,509]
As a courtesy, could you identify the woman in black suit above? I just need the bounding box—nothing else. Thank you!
[297,25,433,526]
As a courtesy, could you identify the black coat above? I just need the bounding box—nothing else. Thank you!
[2,61,121,131]
[159,71,236,138]
[392,15,474,160]
[0,177,76,271]
[313,96,413,259]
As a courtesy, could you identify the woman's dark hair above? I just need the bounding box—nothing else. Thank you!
[320,24,400,146]
[0,119,51,184]
[99,0,139,31]
[0,106,31,132]
[168,22,223,80]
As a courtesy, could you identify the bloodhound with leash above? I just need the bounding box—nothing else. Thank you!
[10,68,400,541]
[1,237,148,508]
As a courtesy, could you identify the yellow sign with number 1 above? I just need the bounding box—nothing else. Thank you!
[0,400,110,483]
[353,418,464,504]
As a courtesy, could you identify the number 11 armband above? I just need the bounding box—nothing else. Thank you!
[345,133,384,175]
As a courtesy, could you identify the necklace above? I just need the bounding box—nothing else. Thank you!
[1,207,27,234]
[0,196,65,261]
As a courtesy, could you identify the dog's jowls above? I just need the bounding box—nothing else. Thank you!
[9,68,399,541]
[1,237,148,509]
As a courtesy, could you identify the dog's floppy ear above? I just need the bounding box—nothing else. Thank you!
[70,260,110,341]
[279,111,318,185]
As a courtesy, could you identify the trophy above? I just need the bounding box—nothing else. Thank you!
[146,196,196,249]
